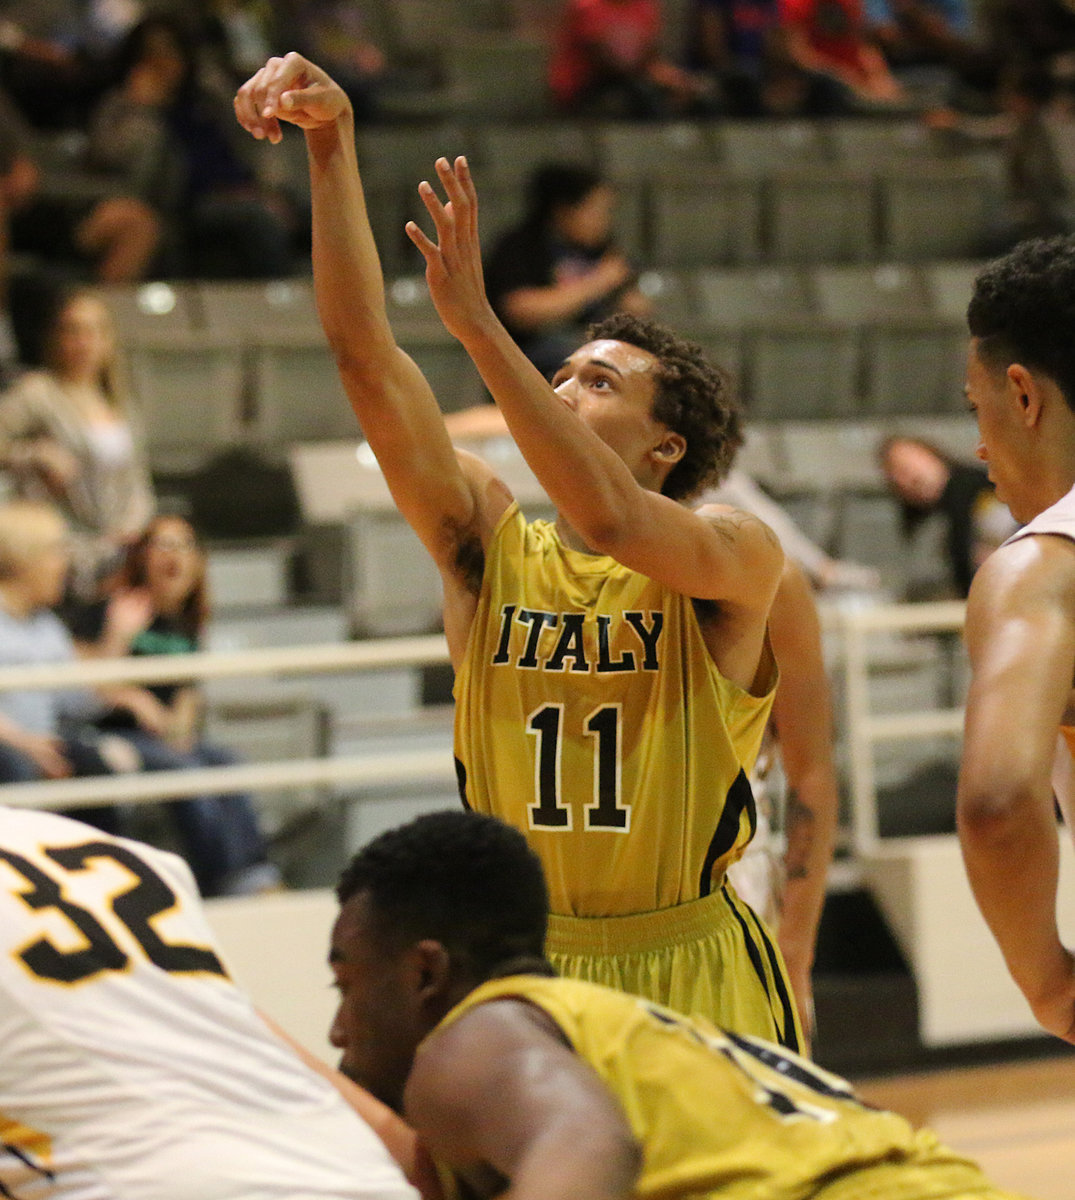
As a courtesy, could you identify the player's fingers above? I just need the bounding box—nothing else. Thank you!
[416,179,454,251]
[405,219,439,261]
[435,157,470,229]
[455,155,480,242]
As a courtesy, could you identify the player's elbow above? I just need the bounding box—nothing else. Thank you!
[957,779,1036,845]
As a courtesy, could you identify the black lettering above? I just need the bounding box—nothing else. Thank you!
[624,611,663,670]
[492,604,516,665]
[546,613,589,673]
[595,615,635,673]
[516,609,557,669]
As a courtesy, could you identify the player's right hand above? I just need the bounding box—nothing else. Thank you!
[234,53,350,144]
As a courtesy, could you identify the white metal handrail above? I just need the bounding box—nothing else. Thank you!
[0,634,454,812]
[833,599,966,855]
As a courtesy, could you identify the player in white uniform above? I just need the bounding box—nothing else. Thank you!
[958,234,1075,1044]
[0,806,421,1200]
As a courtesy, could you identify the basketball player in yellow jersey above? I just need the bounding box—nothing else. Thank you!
[327,811,1030,1200]
[235,56,798,1049]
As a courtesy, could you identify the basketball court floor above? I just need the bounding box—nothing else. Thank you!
[857,1053,1075,1199]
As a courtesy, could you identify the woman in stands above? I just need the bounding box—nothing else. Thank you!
[72,513,281,897]
[0,283,156,601]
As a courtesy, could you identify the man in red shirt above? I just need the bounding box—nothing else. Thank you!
[549,0,713,115]
[779,0,903,102]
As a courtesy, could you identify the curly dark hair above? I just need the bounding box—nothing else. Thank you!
[587,313,742,500]
[968,235,1075,413]
[337,811,550,982]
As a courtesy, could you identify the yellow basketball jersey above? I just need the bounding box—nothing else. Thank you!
[433,975,1006,1200]
[454,504,775,917]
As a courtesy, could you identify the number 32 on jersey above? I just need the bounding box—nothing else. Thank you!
[0,841,226,986]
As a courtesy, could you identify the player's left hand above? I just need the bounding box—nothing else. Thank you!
[405,156,492,344]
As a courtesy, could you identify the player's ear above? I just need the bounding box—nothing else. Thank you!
[652,432,686,465]
[1007,363,1045,427]
[411,939,452,1002]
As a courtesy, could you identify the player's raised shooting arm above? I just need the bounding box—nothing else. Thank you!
[957,537,1075,1043]
[404,1000,641,1200]
[406,156,781,610]
[233,56,504,574]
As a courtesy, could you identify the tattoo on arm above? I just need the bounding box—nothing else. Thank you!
[708,509,781,551]
[783,789,816,882]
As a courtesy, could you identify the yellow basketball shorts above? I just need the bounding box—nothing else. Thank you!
[545,882,804,1053]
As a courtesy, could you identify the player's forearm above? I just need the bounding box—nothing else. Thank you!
[505,1130,641,1200]
[306,114,395,371]
[455,312,648,545]
[777,774,836,975]
[957,781,1068,1004]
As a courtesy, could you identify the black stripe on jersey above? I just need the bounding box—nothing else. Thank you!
[698,769,757,897]
[719,882,772,1005]
[455,757,470,808]
[741,902,801,1055]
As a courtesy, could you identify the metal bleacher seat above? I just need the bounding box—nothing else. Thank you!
[764,168,876,263]
[813,264,963,416]
[922,259,987,323]
[102,282,200,343]
[443,33,551,120]
[593,120,719,183]
[127,333,246,472]
[713,119,831,176]
[194,280,322,338]
[878,159,996,260]
[649,171,761,266]
[691,266,855,419]
[826,118,940,169]
[248,335,353,451]
[475,123,598,183]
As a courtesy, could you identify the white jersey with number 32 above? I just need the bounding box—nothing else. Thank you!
[0,807,417,1200]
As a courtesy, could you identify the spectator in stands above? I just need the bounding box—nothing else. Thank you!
[0,0,129,130]
[778,0,906,106]
[0,498,132,831]
[979,0,1075,87]
[865,0,976,66]
[683,0,849,114]
[929,64,1074,253]
[0,84,161,284]
[291,1,391,121]
[482,163,651,380]
[549,0,717,117]
[71,513,283,898]
[878,433,1018,597]
[0,283,156,602]
[85,12,297,278]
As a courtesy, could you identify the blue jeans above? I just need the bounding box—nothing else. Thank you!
[114,731,278,898]
[0,735,124,834]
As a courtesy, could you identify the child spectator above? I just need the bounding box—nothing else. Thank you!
[71,513,282,898]
[0,499,131,831]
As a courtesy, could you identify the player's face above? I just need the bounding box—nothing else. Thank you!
[328,893,425,1112]
[965,338,1032,522]
[551,339,672,487]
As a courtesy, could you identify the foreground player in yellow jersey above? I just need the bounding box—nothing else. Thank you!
[235,54,798,1050]
[328,809,1029,1200]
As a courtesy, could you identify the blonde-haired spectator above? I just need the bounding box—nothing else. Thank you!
[0,283,155,600]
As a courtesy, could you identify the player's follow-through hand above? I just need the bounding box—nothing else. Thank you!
[406,156,492,345]
[234,52,350,143]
